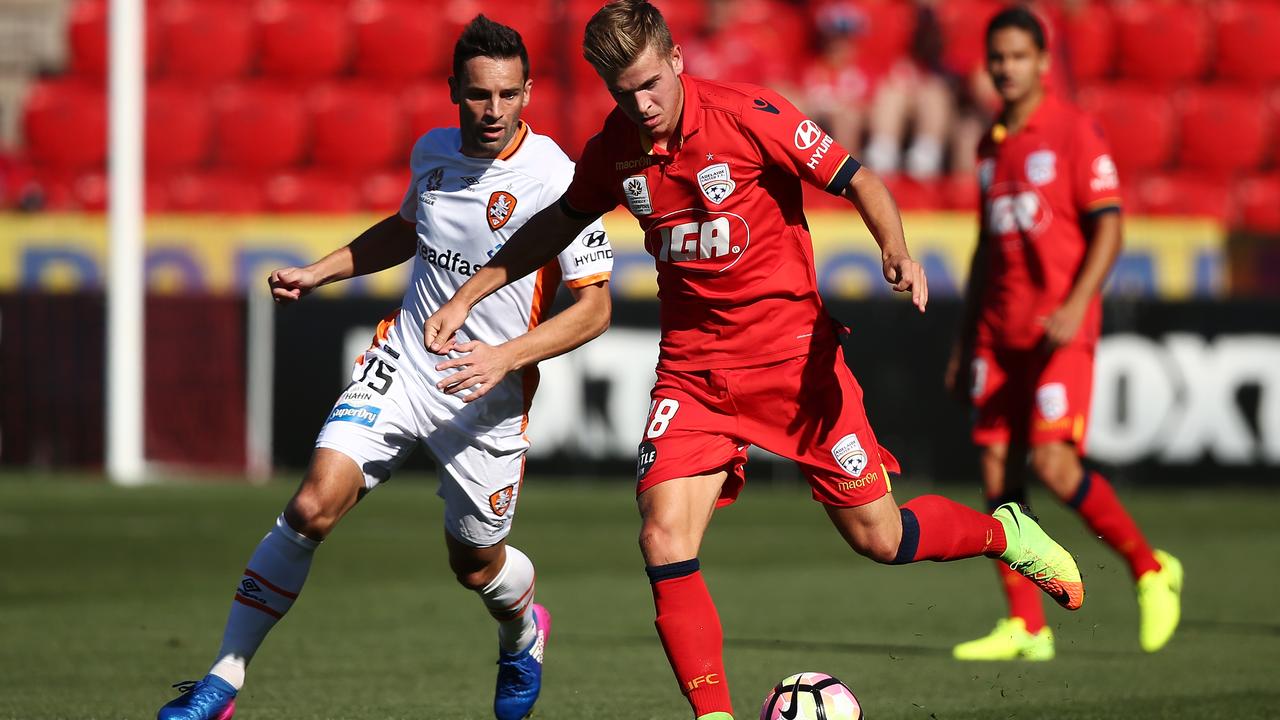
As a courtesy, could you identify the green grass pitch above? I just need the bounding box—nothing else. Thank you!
[2,475,1277,719]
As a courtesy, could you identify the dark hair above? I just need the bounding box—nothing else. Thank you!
[986,6,1046,51]
[452,14,529,81]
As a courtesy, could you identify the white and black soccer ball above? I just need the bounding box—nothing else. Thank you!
[759,672,863,720]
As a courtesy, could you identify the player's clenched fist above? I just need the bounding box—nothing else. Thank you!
[882,253,929,312]
[268,266,320,303]
[424,301,469,354]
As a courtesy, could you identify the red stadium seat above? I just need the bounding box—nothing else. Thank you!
[402,83,461,137]
[309,84,406,172]
[362,170,411,212]
[146,84,212,172]
[1177,86,1271,175]
[1214,1,1280,84]
[158,0,255,83]
[211,83,308,171]
[350,0,450,81]
[66,0,159,79]
[853,0,917,76]
[937,0,1004,76]
[1235,174,1280,232]
[881,175,943,212]
[167,171,267,212]
[1135,172,1234,221]
[22,81,106,171]
[1061,2,1115,84]
[1115,1,1211,84]
[265,170,363,212]
[256,0,352,80]
[522,79,567,146]
[1077,84,1176,175]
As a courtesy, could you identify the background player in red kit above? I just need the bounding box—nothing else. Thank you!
[947,7,1183,662]
[429,2,1084,717]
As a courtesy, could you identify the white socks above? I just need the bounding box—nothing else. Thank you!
[208,514,318,690]
[478,546,538,654]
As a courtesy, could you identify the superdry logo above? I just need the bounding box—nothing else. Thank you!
[327,403,381,427]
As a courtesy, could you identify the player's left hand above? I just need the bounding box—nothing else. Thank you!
[883,253,928,312]
[435,342,516,402]
[1040,301,1086,350]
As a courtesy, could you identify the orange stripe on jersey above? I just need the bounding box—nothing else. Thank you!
[527,261,562,331]
[496,121,529,161]
[356,308,402,365]
[563,272,611,289]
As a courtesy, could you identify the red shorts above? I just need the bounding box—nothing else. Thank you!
[636,341,900,508]
[970,344,1094,451]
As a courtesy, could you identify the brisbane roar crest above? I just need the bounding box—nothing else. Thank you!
[487,191,517,230]
[489,484,516,516]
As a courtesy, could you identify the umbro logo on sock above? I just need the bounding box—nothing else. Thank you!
[240,578,263,594]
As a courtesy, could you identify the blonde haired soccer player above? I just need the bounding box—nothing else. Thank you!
[156,16,613,720]
[428,3,1086,718]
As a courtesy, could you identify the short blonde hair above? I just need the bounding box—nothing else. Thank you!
[582,0,674,73]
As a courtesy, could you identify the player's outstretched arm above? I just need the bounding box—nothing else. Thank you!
[425,200,599,352]
[1040,209,1121,349]
[435,279,612,401]
[268,214,417,303]
[842,166,928,312]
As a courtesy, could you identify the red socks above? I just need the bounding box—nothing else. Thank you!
[1070,470,1161,579]
[996,560,1047,632]
[648,560,732,717]
[893,495,1008,563]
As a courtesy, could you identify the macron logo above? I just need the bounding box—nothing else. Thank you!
[327,403,380,427]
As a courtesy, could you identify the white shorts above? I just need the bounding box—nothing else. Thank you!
[314,343,529,548]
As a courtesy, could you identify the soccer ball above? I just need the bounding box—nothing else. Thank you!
[759,672,862,720]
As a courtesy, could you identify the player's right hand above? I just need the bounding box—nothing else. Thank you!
[268,266,321,304]
[424,301,468,354]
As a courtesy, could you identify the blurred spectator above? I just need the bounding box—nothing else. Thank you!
[797,2,878,156]
[863,1,954,180]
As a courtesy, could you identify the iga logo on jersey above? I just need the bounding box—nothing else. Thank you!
[697,163,736,205]
[489,484,516,517]
[832,432,869,477]
[794,119,823,150]
[648,209,750,272]
[623,175,653,215]
[486,191,517,230]
[1025,150,1057,186]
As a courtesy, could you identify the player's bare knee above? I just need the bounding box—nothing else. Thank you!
[451,557,501,591]
[284,487,342,540]
[1030,446,1080,500]
[638,522,691,566]
[861,529,903,564]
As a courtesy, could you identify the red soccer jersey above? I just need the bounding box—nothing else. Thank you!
[563,74,860,370]
[975,93,1122,350]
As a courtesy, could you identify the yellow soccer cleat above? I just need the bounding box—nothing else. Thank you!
[952,618,1055,661]
[994,503,1085,610]
[1137,549,1183,652]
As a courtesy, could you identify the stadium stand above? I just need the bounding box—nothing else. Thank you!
[0,0,1275,229]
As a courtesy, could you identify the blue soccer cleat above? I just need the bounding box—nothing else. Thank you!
[157,674,237,720]
[493,603,551,720]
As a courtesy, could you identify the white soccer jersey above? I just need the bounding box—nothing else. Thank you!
[383,122,613,440]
